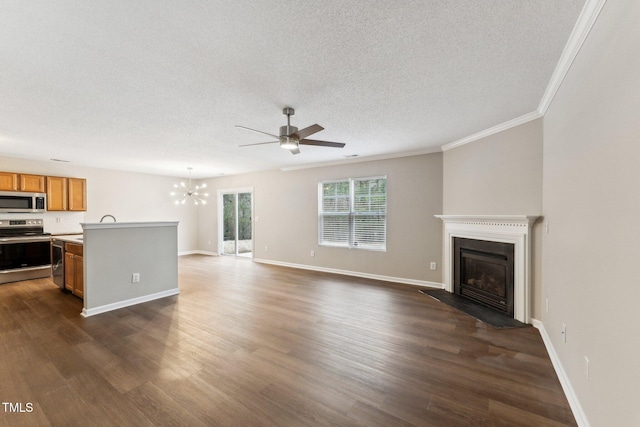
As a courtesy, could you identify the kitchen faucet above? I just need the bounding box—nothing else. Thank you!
[100,214,117,222]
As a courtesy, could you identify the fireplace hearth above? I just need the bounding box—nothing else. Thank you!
[454,238,514,316]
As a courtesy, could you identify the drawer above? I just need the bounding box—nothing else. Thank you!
[65,243,83,256]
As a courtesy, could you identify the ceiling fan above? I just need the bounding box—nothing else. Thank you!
[237,107,345,155]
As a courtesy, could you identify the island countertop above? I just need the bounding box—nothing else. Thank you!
[81,221,179,230]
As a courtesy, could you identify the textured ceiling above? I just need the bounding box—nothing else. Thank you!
[0,1,585,178]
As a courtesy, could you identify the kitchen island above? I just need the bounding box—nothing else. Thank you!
[80,221,179,317]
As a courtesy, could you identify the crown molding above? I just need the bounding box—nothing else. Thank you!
[280,147,440,172]
[538,0,608,114]
[440,111,542,152]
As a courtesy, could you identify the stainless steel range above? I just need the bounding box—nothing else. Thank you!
[0,219,51,284]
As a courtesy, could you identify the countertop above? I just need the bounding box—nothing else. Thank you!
[52,234,84,244]
[82,221,179,230]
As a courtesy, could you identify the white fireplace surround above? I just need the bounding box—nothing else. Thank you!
[435,215,540,324]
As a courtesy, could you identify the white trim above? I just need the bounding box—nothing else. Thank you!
[537,0,608,114]
[532,319,591,427]
[435,215,540,323]
[440,112,542,152]
[280,147,440,172]
[81,288,180,317]
[82,221,179,230]
[253,258,443,289]
[178,250,218,256]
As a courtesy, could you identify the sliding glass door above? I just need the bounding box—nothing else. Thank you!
[220,189,253,257]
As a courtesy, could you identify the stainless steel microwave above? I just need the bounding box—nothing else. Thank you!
[0,191,46,213]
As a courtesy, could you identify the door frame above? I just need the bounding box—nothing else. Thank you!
[217,187,254,257]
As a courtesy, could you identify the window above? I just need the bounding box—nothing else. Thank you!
[318,176,387,250]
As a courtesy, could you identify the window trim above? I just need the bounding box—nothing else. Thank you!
[318,175,387,251]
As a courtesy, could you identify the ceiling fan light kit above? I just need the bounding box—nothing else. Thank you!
[279,137,298,150]
[237,107,346,155]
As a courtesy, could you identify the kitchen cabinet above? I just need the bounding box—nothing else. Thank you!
[47,176,87,212]
[68,178,87,211]
[0,172,46,192]
[64,243,84,298]
[19,174,46,192]
[0,172,19,191]
[47,176,68,211]
[0,172,85,210]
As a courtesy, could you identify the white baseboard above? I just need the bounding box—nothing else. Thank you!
[253,258,444,289]
[81,288,180,317]
[179,250,218,256]
[531,318,590,427]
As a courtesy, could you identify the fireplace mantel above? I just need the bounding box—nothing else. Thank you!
[435,215,540,323]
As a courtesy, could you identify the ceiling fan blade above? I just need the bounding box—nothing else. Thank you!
[235,125,280,139]
[290,124,324,140]
[289,147,301,155]
[299,139,346,148]
[239,141,279,147]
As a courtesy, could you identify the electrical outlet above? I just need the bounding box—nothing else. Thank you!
[546,298,549,314]
[264,246,269,252]
[562,323,567,343]
[310,250,315,257]
[430,262,437,270]
[132,273,140,283]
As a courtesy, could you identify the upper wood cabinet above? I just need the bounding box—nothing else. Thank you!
[0,172,18,191]
[47,176,87,212]
[0,172,46,192]
[46,176,68,211]
[20,174,46,192]
[68,178,87,211]
[1,171,87,211]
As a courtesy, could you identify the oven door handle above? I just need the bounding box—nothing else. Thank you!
[0,265,52,273]
[0,237,51,244]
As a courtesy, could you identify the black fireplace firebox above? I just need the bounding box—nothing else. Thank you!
[454,238,515,316]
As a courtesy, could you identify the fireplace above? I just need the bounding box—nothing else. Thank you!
[454,238,514,316]
[435,215,539,323]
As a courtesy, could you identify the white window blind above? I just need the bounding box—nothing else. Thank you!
[318,176,387,251]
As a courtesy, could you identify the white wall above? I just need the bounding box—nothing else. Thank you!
[0,156,198,252]
[542,0,640,425]
[443,118,543,215]
[198,153,444,285]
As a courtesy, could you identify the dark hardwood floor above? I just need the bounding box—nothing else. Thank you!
[0,255,576,426]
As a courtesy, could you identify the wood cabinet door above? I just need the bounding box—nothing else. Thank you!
[64,252,75,292]
[68,178,87,211]
[0,172,18,191]
[74,256,84,298]
[20,174,46,192]
[47,176,68,211]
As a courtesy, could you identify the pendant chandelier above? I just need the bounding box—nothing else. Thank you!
[171,167,208,205]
